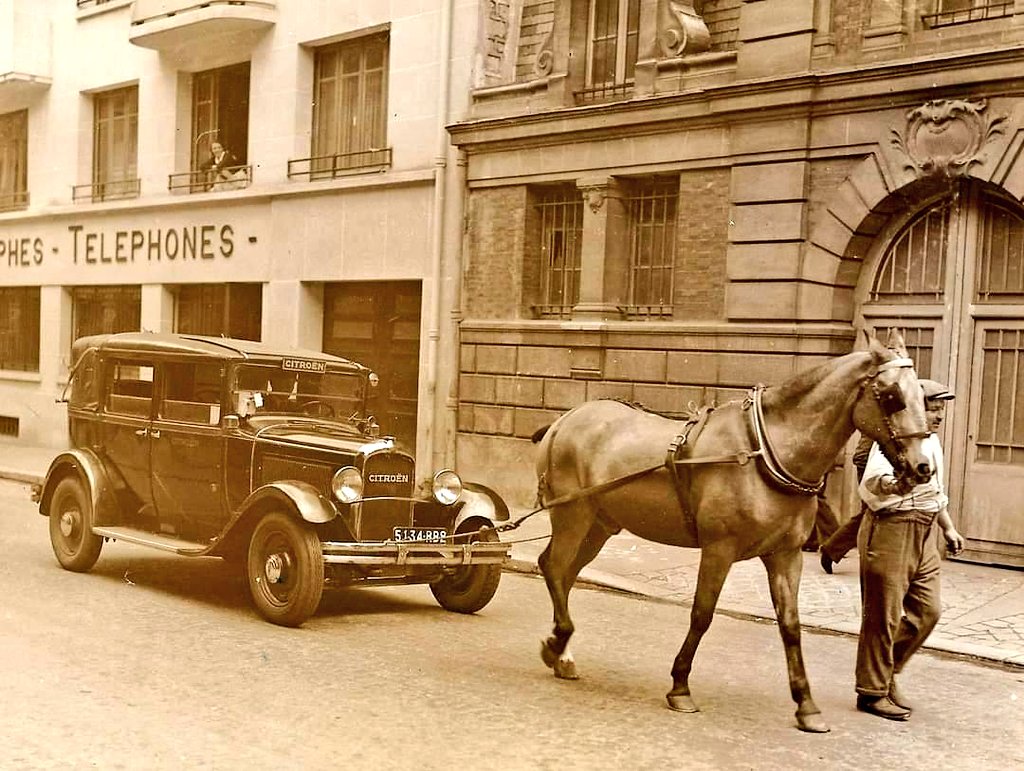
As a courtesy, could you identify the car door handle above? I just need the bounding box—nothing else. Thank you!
[134,428,148,437]
[150,429,161,439]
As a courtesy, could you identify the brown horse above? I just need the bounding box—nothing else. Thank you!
[533,333,932,732]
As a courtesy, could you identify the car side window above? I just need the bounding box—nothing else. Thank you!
[159,361,222,426]
[106,361,154,418]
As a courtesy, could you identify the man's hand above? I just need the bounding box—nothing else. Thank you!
[880,475,915,496]
[944,527,965,556]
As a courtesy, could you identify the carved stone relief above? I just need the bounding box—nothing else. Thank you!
[658,0,711,58]
[579,185,607,214]
[889,98,1008,178]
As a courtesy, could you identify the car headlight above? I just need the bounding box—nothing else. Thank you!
[432,469,463,506]
[331,466,363,503]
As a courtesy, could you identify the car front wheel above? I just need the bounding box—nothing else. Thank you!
[246,511,324,627]
[430,524,502,614]
[48,476,103,573]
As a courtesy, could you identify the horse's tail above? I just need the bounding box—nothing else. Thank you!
[531,424,551,443]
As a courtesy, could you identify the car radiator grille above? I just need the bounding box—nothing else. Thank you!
[355,452,416,541]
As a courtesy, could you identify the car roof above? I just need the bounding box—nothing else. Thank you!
[73,332,368,372]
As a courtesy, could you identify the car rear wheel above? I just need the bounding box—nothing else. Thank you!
[48,476,103,573]
[430,523,502,614]
[246,511,324,627]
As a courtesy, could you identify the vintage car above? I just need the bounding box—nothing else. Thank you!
[36,332,510,626]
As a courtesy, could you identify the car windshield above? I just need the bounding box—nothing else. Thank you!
[232,363,366,421]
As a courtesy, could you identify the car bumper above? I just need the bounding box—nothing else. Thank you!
[320,540,509,566]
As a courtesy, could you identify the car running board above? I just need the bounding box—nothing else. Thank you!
[92,526,209,556]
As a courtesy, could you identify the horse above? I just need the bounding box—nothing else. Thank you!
[531,332,933,733]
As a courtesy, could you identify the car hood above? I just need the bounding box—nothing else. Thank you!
[245,416,386,455]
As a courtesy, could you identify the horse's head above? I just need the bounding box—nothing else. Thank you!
[851,331,933,485]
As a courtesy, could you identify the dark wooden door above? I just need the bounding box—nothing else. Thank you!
[322,281,421,448]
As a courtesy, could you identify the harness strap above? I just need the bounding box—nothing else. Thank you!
[538,462,666,510]
[749,385,826,496]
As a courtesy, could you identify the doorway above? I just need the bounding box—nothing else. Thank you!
[322,281,422,449]
[862,181,1024,566]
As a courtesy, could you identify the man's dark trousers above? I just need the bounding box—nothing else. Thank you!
[855,509,942,696]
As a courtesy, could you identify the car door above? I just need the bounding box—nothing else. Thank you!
[150,359,228,543]
[101,357,157,526]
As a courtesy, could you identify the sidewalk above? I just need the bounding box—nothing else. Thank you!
[7,444,1023,669]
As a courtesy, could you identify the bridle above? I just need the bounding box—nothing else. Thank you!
[862,356,930,480]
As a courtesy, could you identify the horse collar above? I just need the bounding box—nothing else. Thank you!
[748,385,825,497]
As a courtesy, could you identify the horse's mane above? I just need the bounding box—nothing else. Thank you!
[769,348,873,402]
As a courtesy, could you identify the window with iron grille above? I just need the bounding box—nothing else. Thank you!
[71,285,141,344]
[870,202,950,304]
[90,86,139,201]
[625,177,679,317]
[0,287,40,372]
[532,185,583,318]
[578,0,639,103]
[308,32,390,177]
[0,110,28,212]
[176,283,262,341]
[922,0,1013,28]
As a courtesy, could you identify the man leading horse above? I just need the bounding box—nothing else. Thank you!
[532,331,934,732]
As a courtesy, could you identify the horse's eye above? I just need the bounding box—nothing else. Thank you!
[876,384,906,415]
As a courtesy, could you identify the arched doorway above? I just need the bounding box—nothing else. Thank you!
[860,181,1024,567]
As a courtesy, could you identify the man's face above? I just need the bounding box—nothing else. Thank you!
[925,399,947,433]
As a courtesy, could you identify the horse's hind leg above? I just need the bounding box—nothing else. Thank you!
[761,549,830,733]
[667,544,735,713]
[539,503,610,680]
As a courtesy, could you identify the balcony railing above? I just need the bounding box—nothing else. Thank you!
[168,165,253,194]
[922,1,1013,28]
[0,191,29,213]
[574,82,633,105]
[72,178,141,203]
[287,148,393,181]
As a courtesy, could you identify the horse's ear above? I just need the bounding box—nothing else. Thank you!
[860,327,873,347]
[867,333,889,363]
[884,329,909,357]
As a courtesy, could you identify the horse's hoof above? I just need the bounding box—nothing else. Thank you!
[796,712,830,733]
[666,693,699,713]
[553,657,579,680]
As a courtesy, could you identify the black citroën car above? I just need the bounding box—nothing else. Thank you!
[36,333,510,626]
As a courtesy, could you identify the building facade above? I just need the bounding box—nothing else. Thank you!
[0,0,479,475]
[449,0,1024,566]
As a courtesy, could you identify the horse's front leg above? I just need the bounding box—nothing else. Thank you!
[667,545,735,713]
[760,549,830,733]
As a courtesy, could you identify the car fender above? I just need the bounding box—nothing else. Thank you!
[37,449,118,522]
[454,482,510,533]
[238,481,338,525]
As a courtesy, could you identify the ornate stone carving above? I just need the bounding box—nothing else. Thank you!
[579,185,606,213]
[889,98,1007,178]
[658,0,711,58]
[534,16,555,77]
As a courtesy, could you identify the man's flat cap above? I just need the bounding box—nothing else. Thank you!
[920,379,955,401]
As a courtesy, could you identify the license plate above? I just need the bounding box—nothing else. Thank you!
[392,527,448,544]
